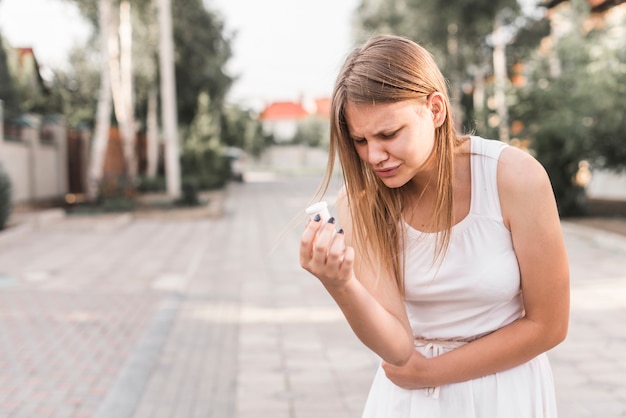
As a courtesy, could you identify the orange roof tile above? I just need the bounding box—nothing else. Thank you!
[314,98,331,119]
[259,101,308,120]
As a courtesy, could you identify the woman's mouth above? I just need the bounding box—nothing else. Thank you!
[374,166,400,178]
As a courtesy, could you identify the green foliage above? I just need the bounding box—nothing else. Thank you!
[532,125,588,217]
[0,33,63,118]
[178,178,201,206]
[511,4,626,216]
[172,0,234,126]
[0,164,12,230]
[180,92,231,190]
[291,117,330,148]
[356,0,520,76]
[180,147,230,190]
[355,0,523,135]
[0,35,19,120]
[53,48,101,128]
[136,175,166,193]
[220,105,274,158]
[60,0,234,133]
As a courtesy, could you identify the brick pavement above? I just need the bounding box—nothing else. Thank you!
[0,174,625,418]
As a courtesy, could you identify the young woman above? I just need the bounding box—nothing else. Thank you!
[299,35,569,417]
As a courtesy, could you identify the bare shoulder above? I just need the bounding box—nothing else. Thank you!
[498,146,549,187]
[497,146,556,229]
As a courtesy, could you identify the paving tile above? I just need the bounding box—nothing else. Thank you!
[0,176,625,417]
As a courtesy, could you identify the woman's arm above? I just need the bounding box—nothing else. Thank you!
[300,188,414,366]
[383,146,570,388]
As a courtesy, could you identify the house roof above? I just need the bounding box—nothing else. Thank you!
[259,101,308,121]
[314,98,331,119]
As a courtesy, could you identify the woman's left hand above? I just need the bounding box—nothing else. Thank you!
[382,350,430,390]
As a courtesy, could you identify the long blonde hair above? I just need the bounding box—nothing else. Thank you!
[316,35,464,292]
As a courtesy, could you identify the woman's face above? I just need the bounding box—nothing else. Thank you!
[344,98,440,188]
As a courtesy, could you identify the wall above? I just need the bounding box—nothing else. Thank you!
[0,111,68,204]
[587,169,626,201]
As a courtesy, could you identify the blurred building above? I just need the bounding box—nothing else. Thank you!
[0,43,70,205]
[258,98,330,143]
[258,100,308,143]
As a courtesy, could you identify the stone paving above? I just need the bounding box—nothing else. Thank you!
[0,174,625,418]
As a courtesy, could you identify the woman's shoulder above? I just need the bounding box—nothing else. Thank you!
[497,145,554,226]
[498,145,548,188]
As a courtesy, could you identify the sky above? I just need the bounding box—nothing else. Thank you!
[0,0,360,111]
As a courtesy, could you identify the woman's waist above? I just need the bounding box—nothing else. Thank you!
[412,332,489,357]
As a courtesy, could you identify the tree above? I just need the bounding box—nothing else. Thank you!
[355,0,521,133]
[0,163,11,231]
[0,34,19,120]
[510,1,626,215]
[171,0,233,126]
[158,0,181,198]
[86,0,114,200]
[220,105,274,158]
[64,0,142,197]
[64,0,232,198]
[292,117,329,148]
[109,1,138,182]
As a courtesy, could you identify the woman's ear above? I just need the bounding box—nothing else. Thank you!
[428,92,446,128]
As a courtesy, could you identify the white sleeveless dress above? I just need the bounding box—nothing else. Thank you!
[361,136,558,418]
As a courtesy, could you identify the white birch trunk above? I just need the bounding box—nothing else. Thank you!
[87,0,114,201]
[109,1,137,182]
[118,1,137,181]
[158,0,181,198]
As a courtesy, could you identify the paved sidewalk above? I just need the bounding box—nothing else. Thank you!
[0,175,625,418]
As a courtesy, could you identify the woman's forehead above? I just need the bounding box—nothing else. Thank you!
[344,101,421,133]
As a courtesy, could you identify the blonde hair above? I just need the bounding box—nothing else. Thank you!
[316,34,464,292]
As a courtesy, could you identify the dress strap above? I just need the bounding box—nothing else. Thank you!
[470,136,508,219]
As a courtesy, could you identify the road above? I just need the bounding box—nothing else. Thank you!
[0,174,625,417]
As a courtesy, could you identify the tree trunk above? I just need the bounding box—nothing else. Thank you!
[158,0,181,198]
[447,23,464,133]
[146,87,159,178]
[87,0,114,201]
[109,1,137,183]
[493,13,510,143]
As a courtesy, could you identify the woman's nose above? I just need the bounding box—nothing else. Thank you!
[368,142,389,165]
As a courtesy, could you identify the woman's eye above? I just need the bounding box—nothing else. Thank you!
[353,138,367,145]
[381,131,397,139]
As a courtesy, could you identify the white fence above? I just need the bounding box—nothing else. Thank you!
[0,106,68,205]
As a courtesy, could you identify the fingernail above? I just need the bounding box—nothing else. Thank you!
[314,214,321,222]
[338,228,344,234]
[328,217,335,224]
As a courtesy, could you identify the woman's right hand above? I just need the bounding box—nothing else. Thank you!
[299,216,355,289]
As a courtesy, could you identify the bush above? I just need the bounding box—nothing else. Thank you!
[533,125,587,217]
[178,178,201,207]
[180,147,231,191]
[136,175,166,193]
[0,164,12,230]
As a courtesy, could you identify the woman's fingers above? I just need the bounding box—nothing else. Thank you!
[300,217,351,282]
[299,218,323,267]
[311,220,337,262]
[326,229,346,265]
